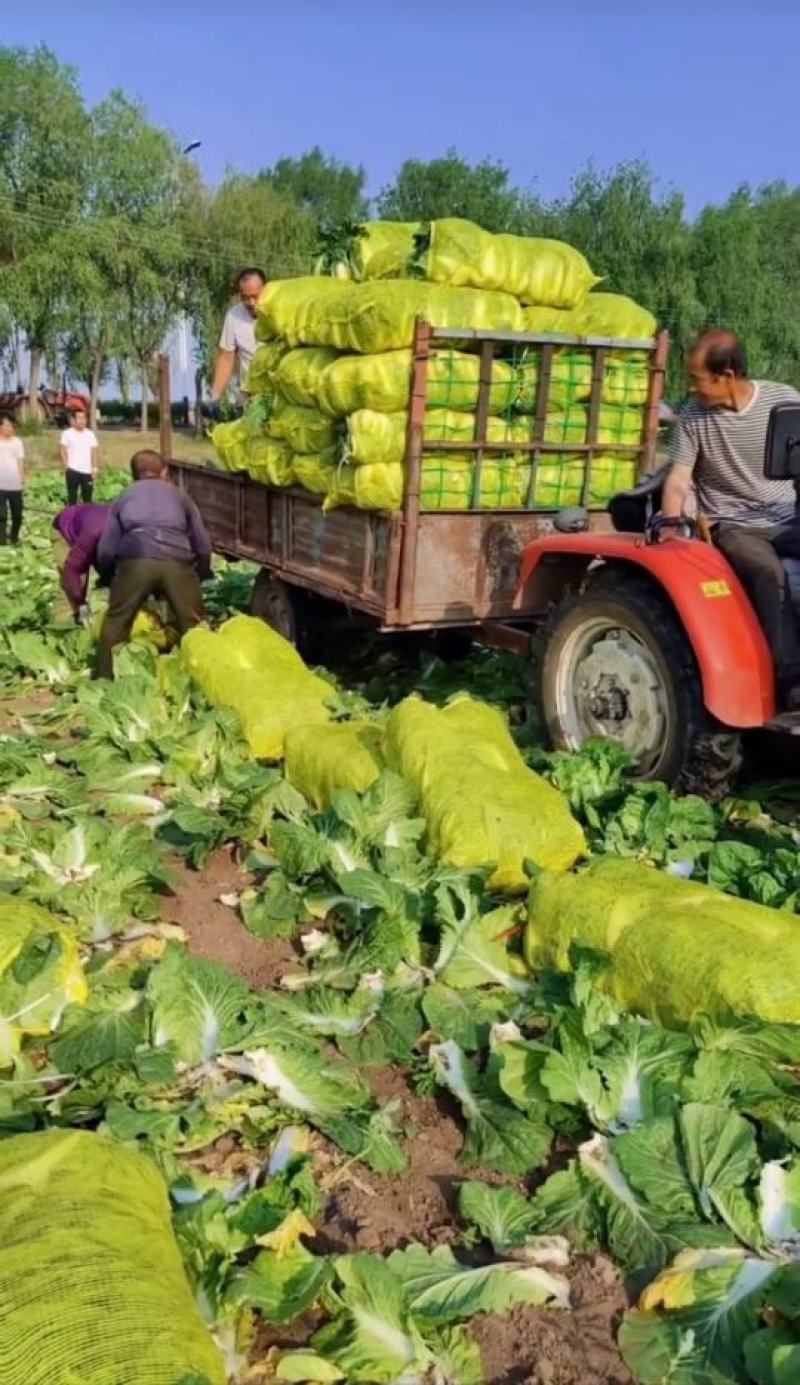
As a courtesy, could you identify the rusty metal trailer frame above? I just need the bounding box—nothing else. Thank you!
[166,322,667,634]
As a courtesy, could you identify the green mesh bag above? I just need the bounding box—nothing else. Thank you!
[292,451,337,495]
[269,400,339,454]
[319,348,518,417]
[386,694,586,893]
[525,858,800,1026]
[284,720,385,807]
[0,1129,225,1385]
[271,346,340,408]
[245,340,287,394]
[522,292,656,341]
[323,461,403,512]
[242,436,295,487]
[351,220,419,280]
[514,350,651,411]
[417,219,599,307]
[345,409,533,468]
[258,276,524,352]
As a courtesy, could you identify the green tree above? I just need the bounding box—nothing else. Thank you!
[0,45,89,408]
[377,150,538,232]
[260,146,368,223]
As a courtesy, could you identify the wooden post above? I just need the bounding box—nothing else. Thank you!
[396,318,431,625]
[158,353,173,461]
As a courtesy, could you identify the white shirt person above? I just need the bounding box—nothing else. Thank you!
[210,267,266,403]
[60,409,100,504]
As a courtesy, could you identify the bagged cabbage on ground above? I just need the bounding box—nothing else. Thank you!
[284,720,384,807]
[387,694,586,892]
[319,347,518,417]
[258,276,524,353]
[525,857,800,1025]
[0,897,86,1065]
[416,218,599,308]
[0,1129,225,1385]
[271,346,340,408]
[181,615,332,759]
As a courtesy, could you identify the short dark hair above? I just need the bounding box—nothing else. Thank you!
[131,449,164,480]
[694,329,748,379]
[0,411,14,426]
[235,266,266,289]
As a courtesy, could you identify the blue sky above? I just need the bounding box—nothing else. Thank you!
[6,0,800,215]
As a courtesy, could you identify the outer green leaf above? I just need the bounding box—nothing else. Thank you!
[430,1040,551,1175]
[231,1246,331,1323]
[147,943,253,1065]
[434,894,529,994]
[312,1254,422,1383]
[619,1309,724,1384]
[679,1103,763,1246]
[276,1352,345,1382]
[387,1242,569,1321]
[242,1043,370,1118]
[422,983,512,1052]
[527,1162,603,1251]
[338,990,424,1067]
[458,1181,537,1251]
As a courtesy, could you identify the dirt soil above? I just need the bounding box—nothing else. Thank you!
[171,854,634,1384]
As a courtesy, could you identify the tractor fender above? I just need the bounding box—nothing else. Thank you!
[516,532,775,728]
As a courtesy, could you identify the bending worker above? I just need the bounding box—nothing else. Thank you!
[209,266,266,405]
[52,502,109,622]
[95,450,212,679]
[662,329,800,710]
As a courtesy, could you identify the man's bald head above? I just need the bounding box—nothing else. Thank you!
[130,449,165,480]
[687,330,750,409]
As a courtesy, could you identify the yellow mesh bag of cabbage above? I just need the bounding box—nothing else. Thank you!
[245,339,287,394]
[269,400,339,454]
[386,695,585,892]
[0,897,86,1067]
[0,1128,225,1385]
[293,451,337,495]
[258,277,524,353]
[349,220,419,280]
[285,720,384,808]
[271,346,340,408]
[418,218,598,308]
[345,409,535,468]
[525,857,800,1025]
[241,436,295,487]
[210,417,249,471]
[523,292,656,341]
[319,347,517,417]
[181,615,332,759]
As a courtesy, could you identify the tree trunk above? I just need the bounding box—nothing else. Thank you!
[89,347,105,433]
[140,365,149,433]
[194,366,204,435]
[27,347,43,407]
[117,359,131,406]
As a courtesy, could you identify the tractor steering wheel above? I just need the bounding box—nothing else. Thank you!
[647,512,697,544]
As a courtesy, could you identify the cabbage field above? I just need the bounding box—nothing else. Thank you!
[1,468,800,1385]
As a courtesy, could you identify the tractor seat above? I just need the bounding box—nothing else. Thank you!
[608,466,669,534]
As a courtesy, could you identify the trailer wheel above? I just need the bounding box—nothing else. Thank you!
[249,572,301,646]
[539,569,742,797]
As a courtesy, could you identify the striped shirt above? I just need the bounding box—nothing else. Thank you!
[669,380,800,526]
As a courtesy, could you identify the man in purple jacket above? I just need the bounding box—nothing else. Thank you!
[52,502,110,621]
[95,449,212,679]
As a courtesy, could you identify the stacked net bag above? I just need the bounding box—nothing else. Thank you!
[212,218,657,515]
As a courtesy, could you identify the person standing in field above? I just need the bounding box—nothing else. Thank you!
[95,449,211,679]
[60,407,100,504]
[0,412,24,546]
[209,267,266,405]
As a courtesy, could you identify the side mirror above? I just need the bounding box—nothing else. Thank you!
[765,403,800,480]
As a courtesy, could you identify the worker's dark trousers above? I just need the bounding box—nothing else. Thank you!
[0,490,23,544]
[65,469,94,505]
[714,522,800,692]
[95,558,204,680]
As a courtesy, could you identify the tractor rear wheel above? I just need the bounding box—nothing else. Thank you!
[539,568,742,797]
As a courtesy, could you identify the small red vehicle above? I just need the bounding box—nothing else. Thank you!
[0,387,90,426]
[518,404,800,794]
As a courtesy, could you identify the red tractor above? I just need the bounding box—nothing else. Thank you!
[519,403,800,796]
[0,387,90,426]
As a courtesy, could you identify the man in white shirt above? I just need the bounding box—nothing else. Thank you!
[0,412,25,545]
[210,267,266,405]
[60,408,100,504]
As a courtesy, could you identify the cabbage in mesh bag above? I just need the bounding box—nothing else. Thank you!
[319,347,518,417]
[292,451,337,495]
[351,220,420,280]
[522,291,656,342]
[245,340,287,394]
[258,276,524,353]
[344,409,533,468]
[525,857,800,1026]
[514,350,650,410]
[0,1129,225,1385]
[242,436,295,487]
[271,346,340,408]
[269,401,339,454]
[418,218,599,308]
[284,720,384,807]
[182,616,332,760]
[386,694,586,893]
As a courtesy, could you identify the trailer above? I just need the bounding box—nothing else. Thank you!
[165,321,668,652]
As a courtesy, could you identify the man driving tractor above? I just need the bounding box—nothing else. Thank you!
[662,330,800,709]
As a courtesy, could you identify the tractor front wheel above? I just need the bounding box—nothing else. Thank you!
[539,569,742,797]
